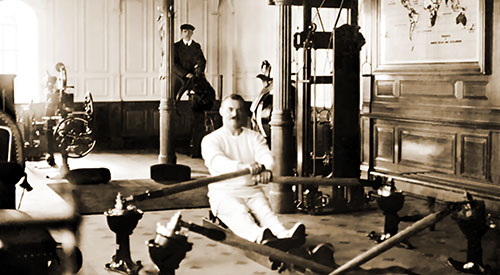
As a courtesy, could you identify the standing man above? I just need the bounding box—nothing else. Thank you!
[201,94,305,244]
[174,23,215,158]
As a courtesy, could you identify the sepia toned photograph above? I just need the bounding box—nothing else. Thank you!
[0,0,499,274]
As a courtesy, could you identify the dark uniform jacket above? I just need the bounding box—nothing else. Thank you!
[174,40,206,79]
[173,39,215,112]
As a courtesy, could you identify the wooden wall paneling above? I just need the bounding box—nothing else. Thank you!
[93,101,123,148]
[121,101,159,136]
[121,0,152,101]
[92,101,164,150]
[371,103,500,128]
[51,0,81,100]
[52,0,78,74]
[22,0,50,102]
[81,0,120,101]
[231,1,276,101]
[174,101,194,140]
[359,0,373,77]
[123,108,148,136]
[206,0,221,99]
[371,75,500,125]
[461,133,490,180]
[398,129,456,174]
[491,131,500,185]
[185,0,205,40]
[152,106,159,134]
[374,124,394,164]
[360,116,371,178]
[373,76,491,104]
[48,0,120,102]
[151,0,163,98]
[218,0,234,98]
[400,80,454,98]
[84,0,107,74]
[463,80,489,99]
[454,80,464,99]
[359,0,500,212]
[123,0,147,73]
[235,73,260,100]
[374,79,395,97]
[146,0,158,100]
[124,78,148,97]
[107,0,122,101]
[84,78,109,98]
[177,0,188,25]
[360,76,372,113]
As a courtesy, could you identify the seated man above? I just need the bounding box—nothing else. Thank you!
[201,94,305,244]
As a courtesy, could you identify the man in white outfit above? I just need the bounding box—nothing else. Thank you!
[201,94,305,244]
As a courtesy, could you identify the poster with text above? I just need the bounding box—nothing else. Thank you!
[379,0,482,65]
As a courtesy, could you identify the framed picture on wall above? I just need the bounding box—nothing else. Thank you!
[374,0,486,74]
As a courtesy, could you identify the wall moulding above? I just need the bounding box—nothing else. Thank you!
[366,105,500,130]
[371,120,497,190]
[461,134,490,180]
[397,129,456,174]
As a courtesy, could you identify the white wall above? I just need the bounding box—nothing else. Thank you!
[22,0,283,103]
[25,0,121,102]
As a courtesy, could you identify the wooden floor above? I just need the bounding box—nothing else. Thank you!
[17,151,500,275]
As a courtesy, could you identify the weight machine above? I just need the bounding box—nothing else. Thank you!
[21,63,96,176]
[251,1,366,214]
[294,1,366,214]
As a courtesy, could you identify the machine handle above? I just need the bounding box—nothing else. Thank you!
[125,168,253,202]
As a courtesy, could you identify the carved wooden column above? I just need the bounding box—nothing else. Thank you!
[158,0,176,164]
[269,0,295,213]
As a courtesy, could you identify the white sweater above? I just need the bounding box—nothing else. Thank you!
[201,127,274,197]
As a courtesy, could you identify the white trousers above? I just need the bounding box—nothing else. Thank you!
[209,190,287,242]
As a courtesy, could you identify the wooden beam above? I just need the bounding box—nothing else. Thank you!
[330,207,452,274]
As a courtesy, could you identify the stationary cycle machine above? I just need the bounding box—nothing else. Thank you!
[22,62,96,175]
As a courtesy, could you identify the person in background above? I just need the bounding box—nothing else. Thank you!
[174,23,214,158]
[201,94,305,244]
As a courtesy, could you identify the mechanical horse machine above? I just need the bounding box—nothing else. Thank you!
[20,62,96,176]
[0,74,83,274]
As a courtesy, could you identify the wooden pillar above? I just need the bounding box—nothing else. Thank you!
[158,0,176,164]
[269,0,295,213]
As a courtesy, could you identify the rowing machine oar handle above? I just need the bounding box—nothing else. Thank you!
[124,168,253,203]
[160,211,226,242]
[178,220,226,241]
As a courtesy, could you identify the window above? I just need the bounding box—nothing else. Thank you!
[0,0,38,103]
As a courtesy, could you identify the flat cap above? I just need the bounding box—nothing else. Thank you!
[180,23,195,31]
